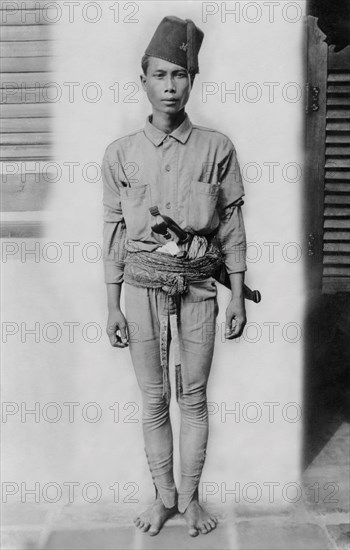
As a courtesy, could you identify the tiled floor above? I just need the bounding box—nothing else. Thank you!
[2,422,349,550]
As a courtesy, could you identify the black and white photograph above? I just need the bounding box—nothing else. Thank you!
[1,1,349,549]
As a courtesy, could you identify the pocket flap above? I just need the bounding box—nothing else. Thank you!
[192,180,220,196]
[120,184,148,199]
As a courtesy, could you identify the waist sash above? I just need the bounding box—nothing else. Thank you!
[124,243,222,295]
[124,244,222,403]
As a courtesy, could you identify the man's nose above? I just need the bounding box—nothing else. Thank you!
[164,76,176,93]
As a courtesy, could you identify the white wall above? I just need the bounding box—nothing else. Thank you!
[3,0,306,512]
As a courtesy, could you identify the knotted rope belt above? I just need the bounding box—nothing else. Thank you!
[124,244,223,402]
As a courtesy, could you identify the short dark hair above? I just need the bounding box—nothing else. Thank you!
[141,54,150,75]
[141,54,195,85]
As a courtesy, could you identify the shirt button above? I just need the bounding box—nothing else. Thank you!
[165,202,171,209]
[165,165,171,172]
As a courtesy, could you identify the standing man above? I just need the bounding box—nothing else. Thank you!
[102,16,247,537]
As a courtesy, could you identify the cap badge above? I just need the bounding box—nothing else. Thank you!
[179,42,188,51]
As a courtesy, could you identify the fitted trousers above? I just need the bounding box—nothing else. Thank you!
[125,279,218,513]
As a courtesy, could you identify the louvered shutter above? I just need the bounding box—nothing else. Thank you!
[323,47,350,292]
[0,1,54,236]
[306,17,350,294]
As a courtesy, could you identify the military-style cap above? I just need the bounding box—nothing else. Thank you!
[145,16,204,75]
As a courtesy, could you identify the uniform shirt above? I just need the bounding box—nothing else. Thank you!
[102,114,247,284]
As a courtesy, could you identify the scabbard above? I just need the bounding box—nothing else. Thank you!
[213,264,261,303]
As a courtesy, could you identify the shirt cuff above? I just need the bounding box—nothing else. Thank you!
[223,246,247,274]
[104,260,124,284]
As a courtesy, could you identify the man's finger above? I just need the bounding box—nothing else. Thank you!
[225,318,236,337]
[106,322,118,336]
[113,339,128,348]
[225,318,244,339]
[107,324,128,348]
[111,334,128,348]
[225,311,234,327]
[119,324,129,344]
[231,322,242,337]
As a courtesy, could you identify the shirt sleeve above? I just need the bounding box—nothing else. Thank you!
[216,138,247,274]
[102,145,127,284]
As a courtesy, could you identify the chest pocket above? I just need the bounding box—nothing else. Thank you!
[120,184,151,241]
[187,181,220,235]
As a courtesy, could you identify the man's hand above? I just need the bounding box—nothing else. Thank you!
[225,296,246,339]
[106,308,129,348]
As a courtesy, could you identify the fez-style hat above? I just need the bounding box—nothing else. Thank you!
[145,16,204,75]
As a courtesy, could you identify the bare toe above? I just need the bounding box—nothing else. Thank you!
[135,500,175,536]
[183,498,219,537]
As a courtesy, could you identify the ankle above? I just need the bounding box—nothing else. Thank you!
[154,487,178,509]
[188,489,200,506]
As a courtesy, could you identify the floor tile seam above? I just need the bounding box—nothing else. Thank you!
[308,510,346,550]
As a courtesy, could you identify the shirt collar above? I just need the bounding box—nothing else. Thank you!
[144,113,192,146]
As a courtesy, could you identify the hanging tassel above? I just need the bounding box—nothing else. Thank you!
[175,363,183,401]
[169,313,183,401]
[160,314,170,405]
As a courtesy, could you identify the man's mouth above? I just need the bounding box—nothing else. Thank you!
[162,98,177,103]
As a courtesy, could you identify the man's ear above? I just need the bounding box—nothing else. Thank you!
[140,74,147,91]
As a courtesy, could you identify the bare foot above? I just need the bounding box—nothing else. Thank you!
[134,499,177,536]
[183,498,218,536]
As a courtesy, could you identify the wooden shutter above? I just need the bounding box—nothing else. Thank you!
[323,47,350,292]
[305,17,350,294]
[0,1,54,236]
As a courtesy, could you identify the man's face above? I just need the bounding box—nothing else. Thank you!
[140,57,192,115]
